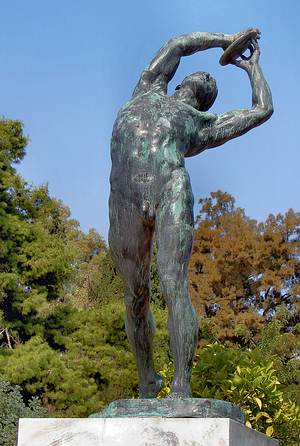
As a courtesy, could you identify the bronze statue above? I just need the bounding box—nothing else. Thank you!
[108,28,273,399]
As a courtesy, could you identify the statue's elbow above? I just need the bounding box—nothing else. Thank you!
[265,105,274,120]
[256,105,274,124]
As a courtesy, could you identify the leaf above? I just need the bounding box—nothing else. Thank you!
[254,397,262,409]
[245,420,252,429]
[255,411,272,421]
[266,426,274,437]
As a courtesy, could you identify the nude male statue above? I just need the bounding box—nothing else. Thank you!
[108,29,273,399]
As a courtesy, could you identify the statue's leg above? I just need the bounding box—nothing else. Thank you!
[156,169,198,398]
[109,192,163,398]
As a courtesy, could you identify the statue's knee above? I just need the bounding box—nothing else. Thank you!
[159,276,179,298]
[124,292,134,308]
[124,283,150,316]
[159,270,190,302]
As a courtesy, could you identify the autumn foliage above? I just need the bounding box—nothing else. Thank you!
[189,191,300,347]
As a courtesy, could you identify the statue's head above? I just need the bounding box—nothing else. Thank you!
[173,71,218,111]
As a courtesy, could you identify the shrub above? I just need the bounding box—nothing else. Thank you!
[191,343,300,445]
[0,380,47,446]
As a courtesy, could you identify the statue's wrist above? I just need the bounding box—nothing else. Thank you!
[221,34,234,50]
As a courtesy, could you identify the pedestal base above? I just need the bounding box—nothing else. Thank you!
[93,398,245,423]
[18,417,279,445]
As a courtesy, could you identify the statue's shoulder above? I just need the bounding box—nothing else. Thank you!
[194,111,218,128]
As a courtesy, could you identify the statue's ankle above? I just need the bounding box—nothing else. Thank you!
[168,380,191,398]
[139,372,163,398]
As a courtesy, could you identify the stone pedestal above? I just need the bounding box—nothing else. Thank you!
[18,417,279,445]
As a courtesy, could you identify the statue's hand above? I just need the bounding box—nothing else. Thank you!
[221,28,260,51]
[231,38,260,71]
[231,28,261,44]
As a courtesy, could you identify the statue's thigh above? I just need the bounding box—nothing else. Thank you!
[155,176,194,272]
[108,192,153,286]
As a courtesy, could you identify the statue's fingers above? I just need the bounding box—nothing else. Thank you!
[251,39,260,57]
[231,58,243,68]
[254,28,261,38]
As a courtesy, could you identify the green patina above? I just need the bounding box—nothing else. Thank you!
[163,141,179,166]
[90,398,246,423]
[184,116,196,137]
[172,195,184,221]
[140,138,150,161]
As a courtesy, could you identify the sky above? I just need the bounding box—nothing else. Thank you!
[1,0,299,238]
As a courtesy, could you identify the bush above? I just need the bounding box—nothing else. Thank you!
[0,380,47,446]
[227,362,300,442]
[0,301,170,417]
[192,343,300,445]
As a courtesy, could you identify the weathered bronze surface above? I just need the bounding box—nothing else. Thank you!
[91,398,245,423]
[219,28,258,65]
[108,28,273,399]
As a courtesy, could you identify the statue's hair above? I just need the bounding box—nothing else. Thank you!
[179,71,218,111]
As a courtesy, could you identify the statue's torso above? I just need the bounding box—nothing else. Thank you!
[110,90,214,209]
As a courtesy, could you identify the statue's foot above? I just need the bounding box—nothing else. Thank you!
[139,373,164,398]
[168,382,192,399]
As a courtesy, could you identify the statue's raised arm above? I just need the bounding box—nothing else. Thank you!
[132,30,259,97]
[186,37,273,156]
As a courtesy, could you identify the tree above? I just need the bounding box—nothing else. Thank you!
[64,229,109,307]
[0,118,169,417]
[0,300,169,417]
[257,307,300,406]
[0,118,107,343]
[0,380,47,446]
[189,191,300,347]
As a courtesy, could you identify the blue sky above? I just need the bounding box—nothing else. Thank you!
[1,0,299,238]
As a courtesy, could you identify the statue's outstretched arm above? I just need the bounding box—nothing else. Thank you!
[133,31,243,96]
[188,41,273,156]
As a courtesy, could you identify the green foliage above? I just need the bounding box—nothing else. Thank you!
[192,343,247,400]
[0,303,133,416]
[157,361,173,398]
[192,343,300,445]
[0,121,170,418]
[0,118,27,169]
[0,300,169,417]
[0,120,299,446]
[227,362,300,442]
[0,380,47,446]
[0,119,76,340]
[64,231,114,306]
[85,249,123,303]
[0,118,111,343]
[150,244,165,308]
[257,308,300,406]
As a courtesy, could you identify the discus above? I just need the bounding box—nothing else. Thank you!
[219,29,259,66]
